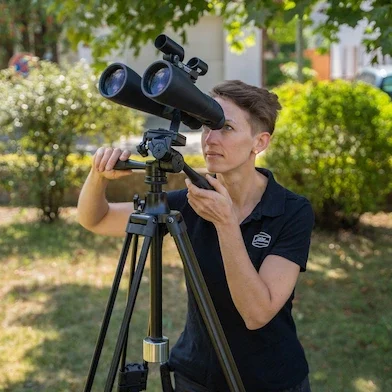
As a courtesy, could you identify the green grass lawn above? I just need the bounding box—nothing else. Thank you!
[0,207,391,392]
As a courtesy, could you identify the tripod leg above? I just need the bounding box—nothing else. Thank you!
[120,234,139,371]
[104,215,157,392]
[150,224,164,339]
[166,212,246,392]
[84,233,134,392]
[160,362,174,392]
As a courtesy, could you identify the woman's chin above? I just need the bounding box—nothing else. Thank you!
[205,162,219,173]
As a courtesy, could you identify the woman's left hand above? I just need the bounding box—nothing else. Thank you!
[185,174,236,227]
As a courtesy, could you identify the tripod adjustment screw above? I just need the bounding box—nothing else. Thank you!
[133,194,140,209]
[133,194,145,211]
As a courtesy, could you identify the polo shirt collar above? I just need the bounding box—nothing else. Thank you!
[244,168,286,223]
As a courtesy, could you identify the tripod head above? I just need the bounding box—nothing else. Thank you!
[114,109,214,190]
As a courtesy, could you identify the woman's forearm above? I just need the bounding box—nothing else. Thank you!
[77,169,110,230]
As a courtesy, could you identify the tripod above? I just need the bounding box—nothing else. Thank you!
[82,128,246,392]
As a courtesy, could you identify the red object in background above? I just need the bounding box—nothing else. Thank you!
[8,52,37,76]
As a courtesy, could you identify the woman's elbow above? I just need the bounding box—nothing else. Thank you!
[245,319,268,330]
[77,212,98,233]
[243,312,275,330]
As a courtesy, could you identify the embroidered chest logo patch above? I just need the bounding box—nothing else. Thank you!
[252,231,271,248]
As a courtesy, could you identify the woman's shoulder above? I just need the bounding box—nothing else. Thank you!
[284,187,311,206]
[282,189,314,226]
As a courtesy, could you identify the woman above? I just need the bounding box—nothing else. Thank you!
[77,80,314,391]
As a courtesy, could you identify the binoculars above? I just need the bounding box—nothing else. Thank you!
[99,34,225,130]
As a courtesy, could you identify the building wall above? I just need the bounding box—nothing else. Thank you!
[330,20,368,79]
[77,15,263,91]
[120,16,225,94]
[78,16,226,94]
[224,28,262,86]
[304,49,330,80]
[310,2,391,80]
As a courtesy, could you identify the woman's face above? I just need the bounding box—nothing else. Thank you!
[201,97,266,174]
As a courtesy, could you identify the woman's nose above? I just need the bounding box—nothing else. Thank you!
[203,127,218,144]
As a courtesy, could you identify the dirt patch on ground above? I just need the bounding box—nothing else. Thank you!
[0,207,78,226]
[1,207,391,230]
[0,207,36,226]
[360,212,392,228]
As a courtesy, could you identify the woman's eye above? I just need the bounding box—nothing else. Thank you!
[223,124,233,131]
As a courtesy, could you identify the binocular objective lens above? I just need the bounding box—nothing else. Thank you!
[104,69,125,96]
[149,68,170,95]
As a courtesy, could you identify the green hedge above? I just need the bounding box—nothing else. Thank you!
[267,80,392,228]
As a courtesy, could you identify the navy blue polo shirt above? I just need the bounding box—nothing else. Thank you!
[166,168,314,392]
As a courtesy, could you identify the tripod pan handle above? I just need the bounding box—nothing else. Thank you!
[114,159,147,170]
[183,163,214,191]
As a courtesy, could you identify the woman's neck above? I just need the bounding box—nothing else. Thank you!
[217,167,268,210]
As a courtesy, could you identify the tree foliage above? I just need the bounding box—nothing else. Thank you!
[0,0,63,67]
[0,61,143,221]
[314,0,392,61]
[48,0,392,65]
[267,80,392,229]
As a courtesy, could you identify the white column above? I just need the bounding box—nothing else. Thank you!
[330,43,342,79]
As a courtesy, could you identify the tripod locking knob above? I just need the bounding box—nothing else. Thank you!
[118,362,148,392]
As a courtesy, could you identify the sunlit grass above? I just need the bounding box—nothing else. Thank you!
[0,207,391,391]
[353,378,379,392]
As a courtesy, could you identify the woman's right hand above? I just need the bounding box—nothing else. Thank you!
[92,147,133,180]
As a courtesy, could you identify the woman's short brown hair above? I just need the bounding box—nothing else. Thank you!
[210,80,281,135]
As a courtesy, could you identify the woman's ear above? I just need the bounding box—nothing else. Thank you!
[253,132,270,154]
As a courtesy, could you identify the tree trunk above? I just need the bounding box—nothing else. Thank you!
[21,19,31,52]
[50,40,59,63]
[272,41,280,57]
[34,20,47,59]
[49,23,62,63]
[261,28,267,87]
[296,14,305,83]
[0,40,14,68]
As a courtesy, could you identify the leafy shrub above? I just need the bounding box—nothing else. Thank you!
[0,153,91,205]
[0,61,144,221]
[267,80,392,229]
[0,153,210,206]
[183,154,207,168]
[280,61,318,82]
[265,56,312,87]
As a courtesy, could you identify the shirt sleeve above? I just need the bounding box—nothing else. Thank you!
[167,188,188,212]
[268,201,314,271]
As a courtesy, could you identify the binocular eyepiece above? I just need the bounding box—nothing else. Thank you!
[99,35,225,130]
